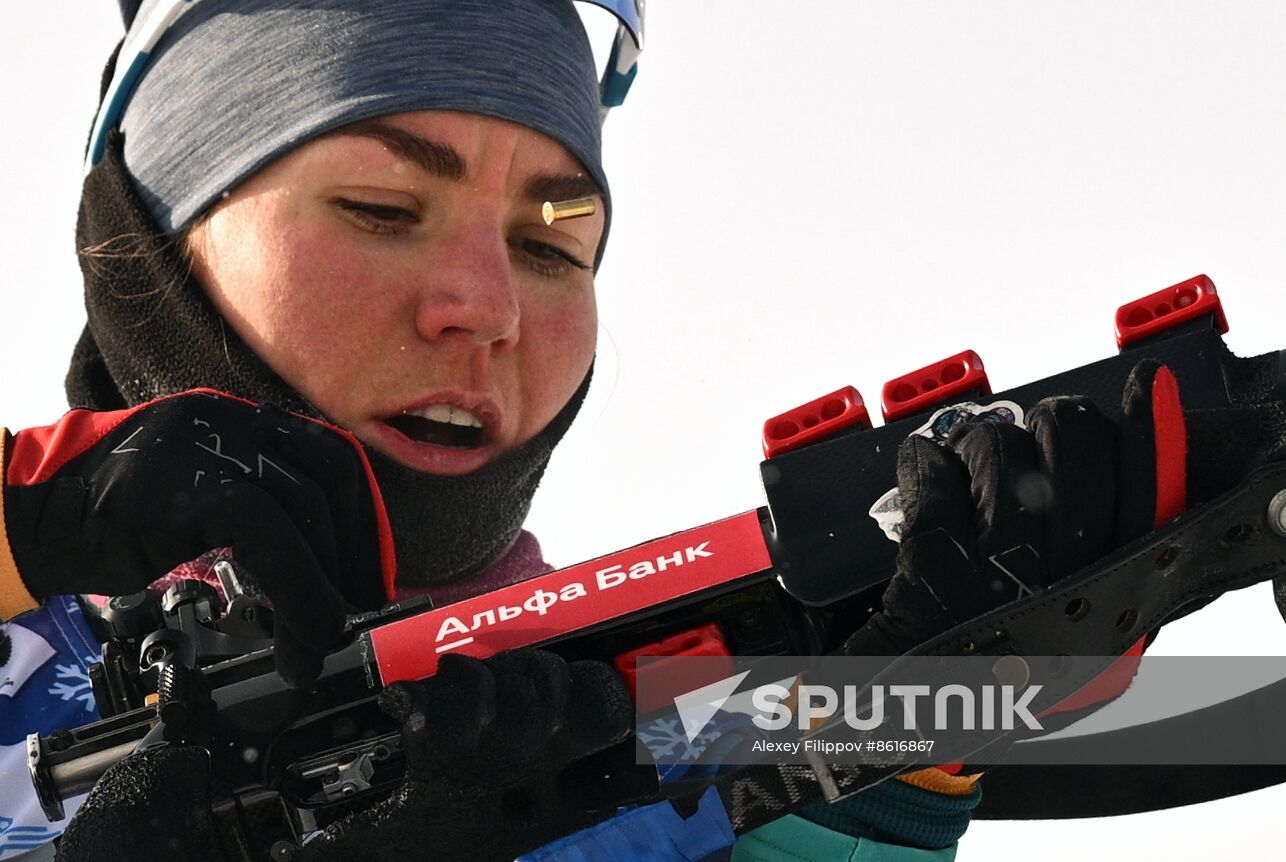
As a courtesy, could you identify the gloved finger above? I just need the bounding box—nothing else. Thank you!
[867,436,981,651]
[278,411,393,608]
[253,406,360,544]
[897,434,975,546]
[560,659,635,758]
[252,412,389,611]
[486,650,570,755]
[195,483,348,689]
[255,403,357,464]
[243,466,343,604]
[849,437,975,656]
[271,624,326,691]
[88,745,211,807]
[947,421,1048,597]
[1027,396,1119,577]
[55,746,223,862]
[383,655,497,763]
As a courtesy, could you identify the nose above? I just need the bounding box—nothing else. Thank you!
[414,222,520,349]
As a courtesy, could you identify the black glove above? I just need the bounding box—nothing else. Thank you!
[55,746,232,862]
[297,649,659,862]
[846,359,1286,657]
[3,389,394,687]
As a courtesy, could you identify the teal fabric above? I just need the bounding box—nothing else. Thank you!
[732,816,957,862]
[798,778,979,850]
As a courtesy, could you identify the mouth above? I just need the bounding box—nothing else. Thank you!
[383,405,489,449]
[367,395,504,476]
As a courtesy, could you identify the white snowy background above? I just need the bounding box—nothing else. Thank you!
[2,2,1285,859]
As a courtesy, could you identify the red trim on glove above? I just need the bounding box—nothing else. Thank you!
[288,403,397,601]
[353,446,397,602]
[8,404,150,485]
[1151,365,1188,526]
[7,390,253,486]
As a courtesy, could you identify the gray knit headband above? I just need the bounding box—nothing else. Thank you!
[117,0,608,247]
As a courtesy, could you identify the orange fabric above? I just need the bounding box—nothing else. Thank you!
[0,430,40,619]
[896,767,983,796]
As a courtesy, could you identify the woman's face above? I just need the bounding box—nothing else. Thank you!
[187,110,602,476]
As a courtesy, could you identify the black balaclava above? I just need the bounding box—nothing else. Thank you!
[68,131,591,587]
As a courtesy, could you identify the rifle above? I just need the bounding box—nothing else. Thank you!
[28,274,1286,856]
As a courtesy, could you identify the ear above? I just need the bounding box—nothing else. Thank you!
[118,0,143,28]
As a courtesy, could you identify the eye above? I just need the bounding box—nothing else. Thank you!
[510,238,592,278]
[332,198,419,235]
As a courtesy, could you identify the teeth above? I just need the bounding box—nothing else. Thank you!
[421,404,453,423]
[411,404,483,429]
[448,409,478,428]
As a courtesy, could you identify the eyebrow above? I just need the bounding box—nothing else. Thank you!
[336,119,603,205]
[340,119,466,180]
[521,173,602,204]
